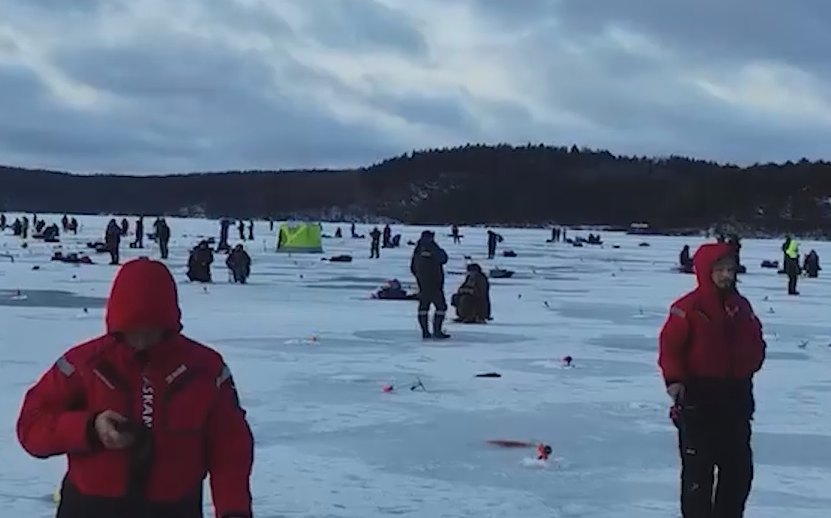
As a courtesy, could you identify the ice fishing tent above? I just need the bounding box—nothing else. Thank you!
[276,222,323,253]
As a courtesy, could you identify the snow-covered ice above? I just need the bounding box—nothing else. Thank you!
[1,215,830,518]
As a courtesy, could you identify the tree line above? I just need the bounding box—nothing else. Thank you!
[2,143,830,232]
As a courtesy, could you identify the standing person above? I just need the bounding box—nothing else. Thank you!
[410,230,450,339]
[155,218,171,260]
[783,236,800,295]
[105,219,121,265]
[369,227,381,259]
[16,258,254,518]
[133,216,144,248]
[658,242,766,518]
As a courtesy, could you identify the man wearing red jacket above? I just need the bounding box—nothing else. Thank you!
[659,242,765,518]
[17,257,254,518]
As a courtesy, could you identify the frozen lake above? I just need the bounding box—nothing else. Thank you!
[1,214,829,517]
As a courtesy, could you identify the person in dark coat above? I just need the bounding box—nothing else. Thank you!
[450,225,461,244]
[679,245,693,272]
[105,219,121,265]
[16,258,253,518]
[452,263,491,323]
[154,218,171,260]
[382,224,392,248]
[187,241,214,283]
[133,216,144,248]
[237,220,245,241]
[369,227,381,259]
[659,242,766,518]
[803,250,821,278]
[226,244,251,284]
[218,219,231,252]
[410,231,449,339]
[486,230,501,259]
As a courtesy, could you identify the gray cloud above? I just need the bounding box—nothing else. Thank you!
[299,0,428,57]
[0,0,828,173]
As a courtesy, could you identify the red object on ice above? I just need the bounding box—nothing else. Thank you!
[486,439,536,448]
[382,384,394,392]
[537,443,552,460]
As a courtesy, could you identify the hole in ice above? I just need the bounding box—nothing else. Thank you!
[0,289,105,309]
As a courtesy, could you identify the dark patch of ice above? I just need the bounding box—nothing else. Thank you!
[0,289,105,309]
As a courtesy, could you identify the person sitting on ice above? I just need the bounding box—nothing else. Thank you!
[374,279,415,300]
[187,240,214,283]
[452,263,491,323]
[226,244,252,284]
[679,245,693,273]
[803,250,821,278]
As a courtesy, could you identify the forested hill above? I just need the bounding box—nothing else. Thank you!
[1,144,831,232]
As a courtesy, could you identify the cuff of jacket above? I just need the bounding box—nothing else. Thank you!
[85,412,103,450]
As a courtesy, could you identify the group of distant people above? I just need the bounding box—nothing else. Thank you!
[0,213,68,241]
[780,236,821,295]
[103,216,170,265]
[185,218,256,284]
[678,234,822,296]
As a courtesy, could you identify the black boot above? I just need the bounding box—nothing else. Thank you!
[432,313,450,339]
[418,313,431,339]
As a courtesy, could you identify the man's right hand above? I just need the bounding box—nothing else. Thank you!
[94,410,134,449]
[666,382,685,403]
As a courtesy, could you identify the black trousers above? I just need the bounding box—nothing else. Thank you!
[418,289,447,314]
[787,273,798,294]
[677,410,753,518]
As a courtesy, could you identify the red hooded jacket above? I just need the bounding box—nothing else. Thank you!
[658,243,766,386]
[16,258,254,518]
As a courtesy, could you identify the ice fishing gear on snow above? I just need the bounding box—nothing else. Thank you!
[381,377,425,393]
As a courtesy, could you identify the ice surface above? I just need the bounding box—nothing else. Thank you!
[0,215,830,517]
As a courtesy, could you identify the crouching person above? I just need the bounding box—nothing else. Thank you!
[226,244,252,284]
[187,241,214,283]
[16,258,254,518]
[658,243,765,518]
[452,263,491,323]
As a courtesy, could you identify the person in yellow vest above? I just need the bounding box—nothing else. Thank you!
[783,237,800,295]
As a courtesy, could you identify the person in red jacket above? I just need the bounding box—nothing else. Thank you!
[16,257,254,518]
[659,242,765,518]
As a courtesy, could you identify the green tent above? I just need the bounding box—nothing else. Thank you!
[276,222,323,253]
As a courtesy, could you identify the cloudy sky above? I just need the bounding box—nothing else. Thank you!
[0,0,828,174]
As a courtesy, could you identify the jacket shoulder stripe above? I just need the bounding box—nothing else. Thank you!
[55,356,75,376]
[670,307,687,318]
